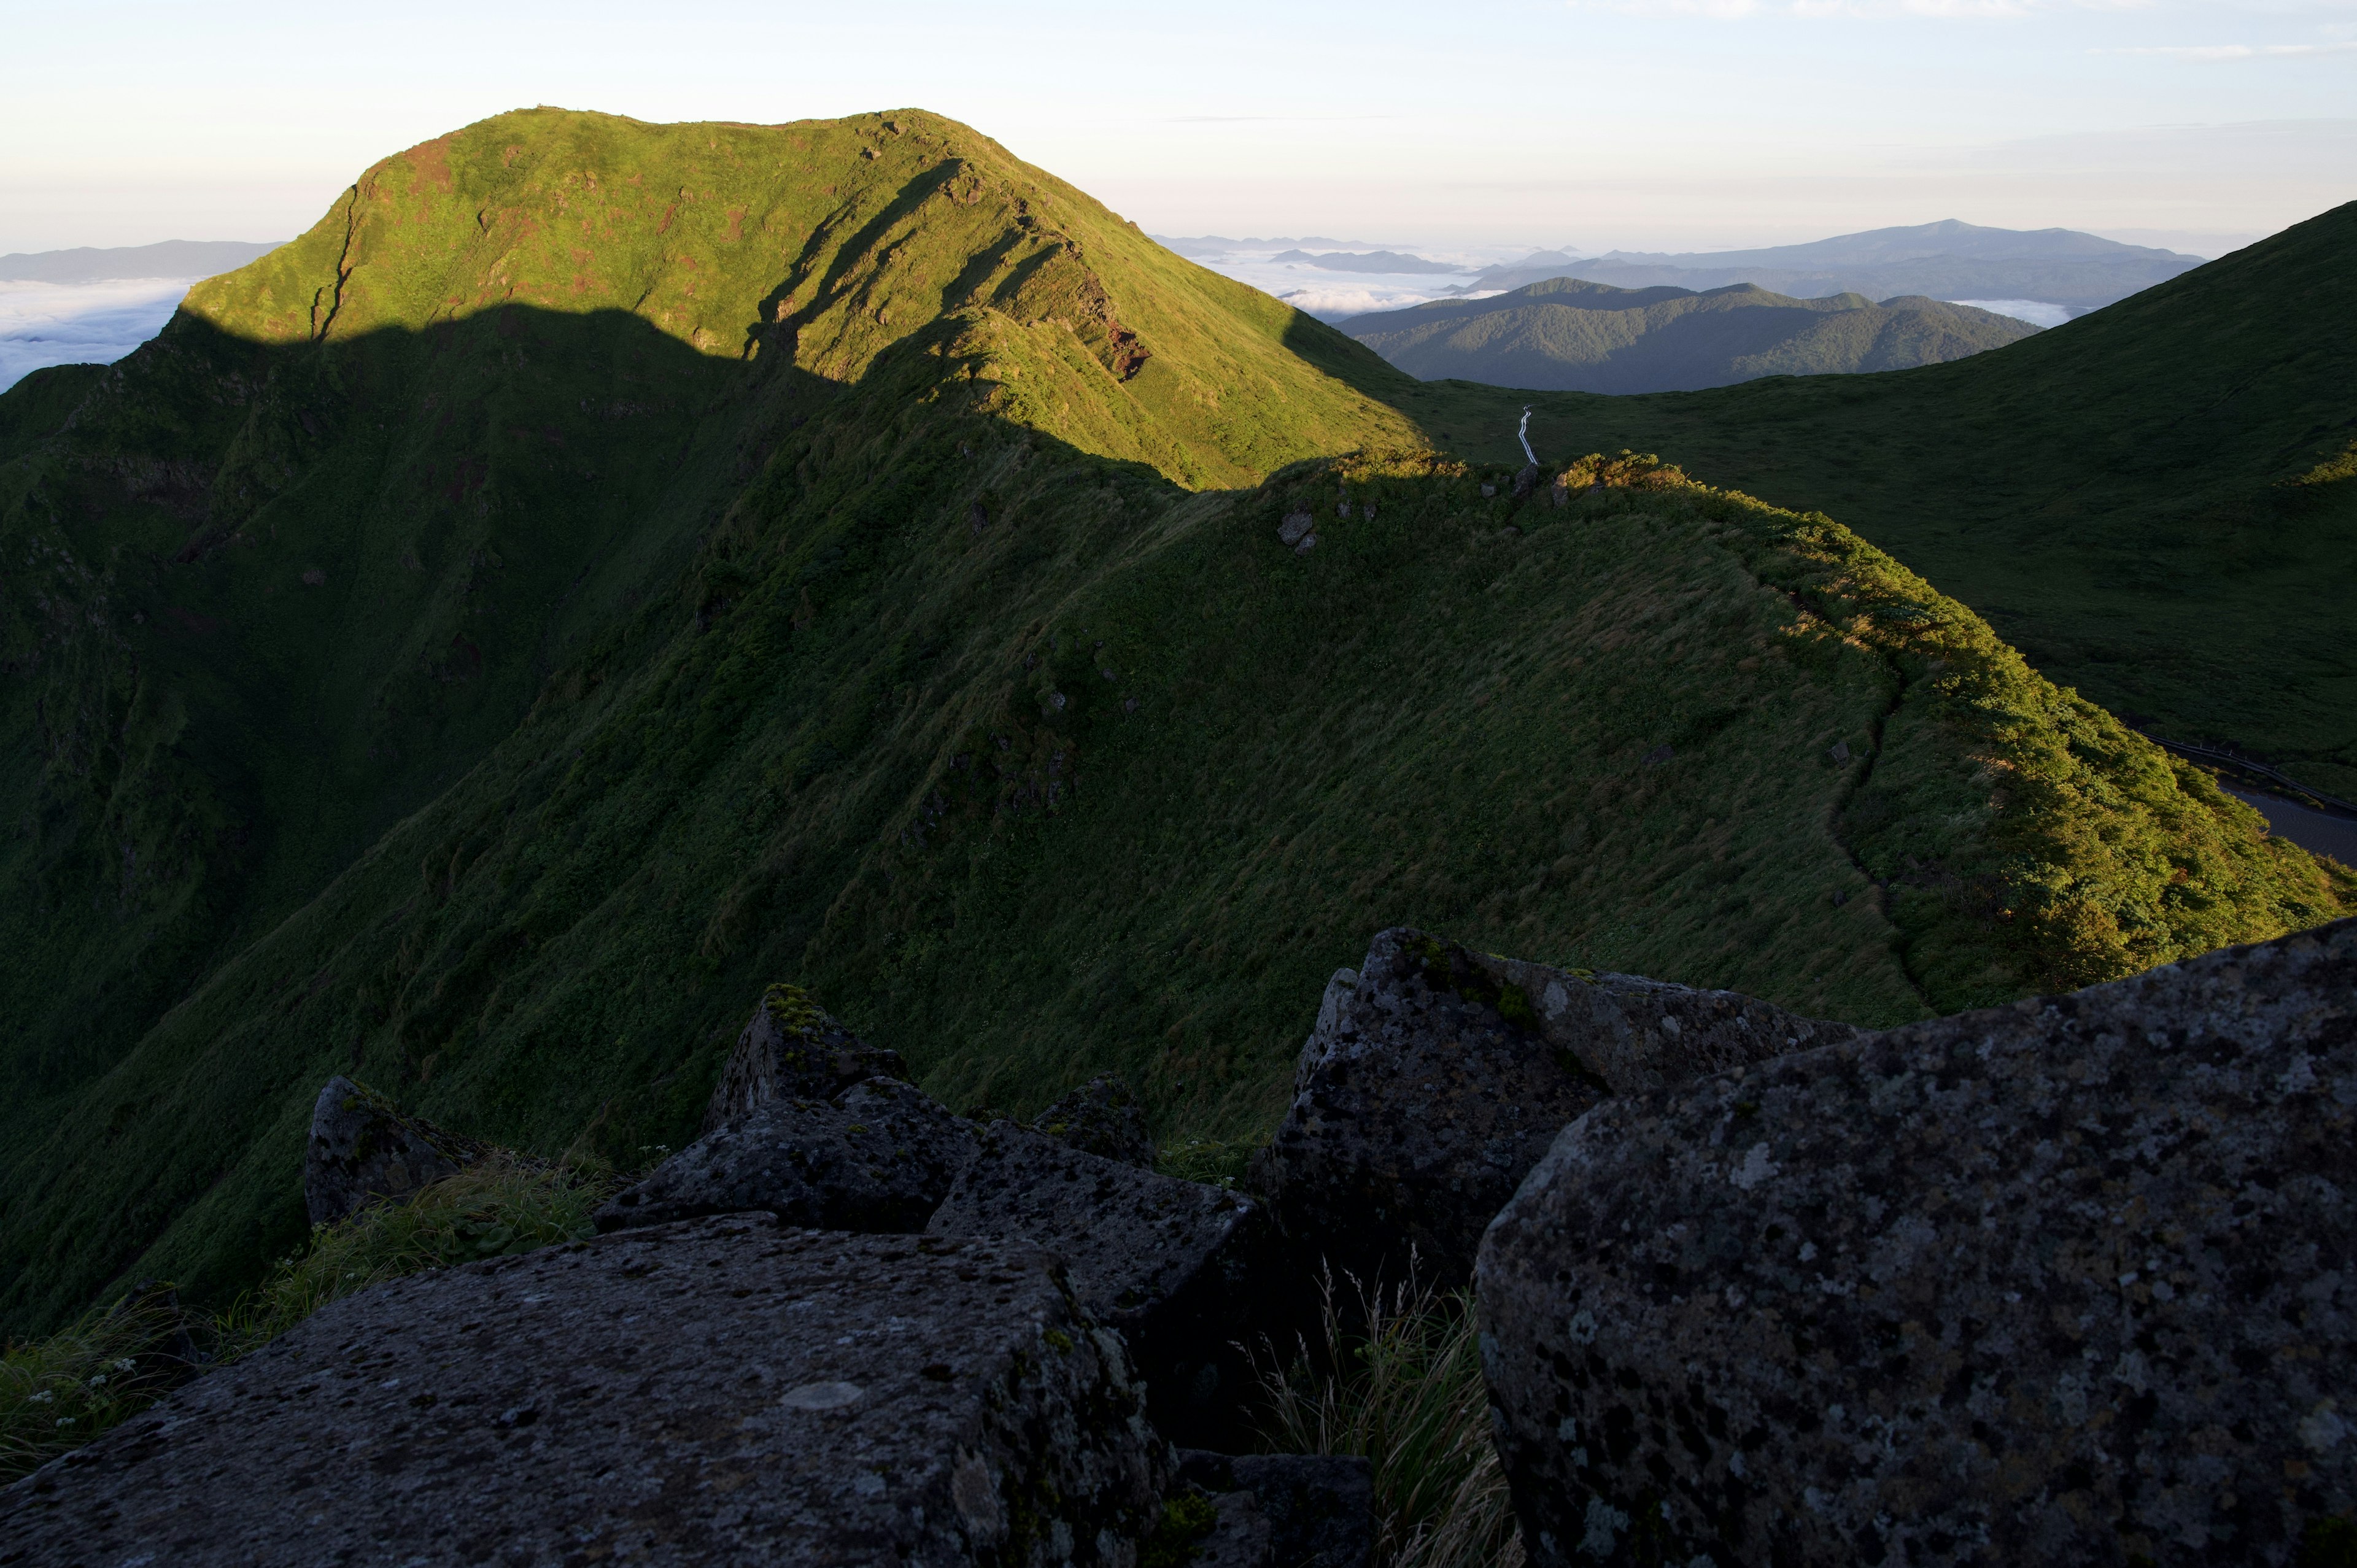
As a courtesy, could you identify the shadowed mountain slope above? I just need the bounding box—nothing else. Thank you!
[1380,201,2357,800]
[0,109,2340,1333]
[1346,277,2035,392]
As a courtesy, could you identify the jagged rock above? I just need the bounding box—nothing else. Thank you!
[0,1217,1171,1565]
[703,981,910,1132]
[1190,1489,1275,1567]
[928,1124,1262,1447]
[303,1075,487,1226]
[1479,917,2357,1568]
[1279,509,1316,546]
[1032,1072,1156,1167]
[1248,927,1854,1286]
[599,1077,975,1234]
[1178,1451,1374,1568]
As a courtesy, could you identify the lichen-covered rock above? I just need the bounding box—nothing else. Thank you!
[599,1077,975,1234]
[929,1124,1261,1446]
[1191,1488,1275,1567]
[0,1217,1171,1565]
[1250,927,1853,1286]
[302,1075,487,1226]
[1479,917,2357,1568]
[703,981,910,1132]
[1177,1451,1374,1568]
[1032,1073,1156,1167]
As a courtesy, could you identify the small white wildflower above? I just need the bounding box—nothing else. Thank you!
[113,1358,136,1373]
[87,1373,107,1387]
[28,1389,52,1404]
[55,1416,74,1427]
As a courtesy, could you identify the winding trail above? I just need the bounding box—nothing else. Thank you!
[1516,404,1536,465]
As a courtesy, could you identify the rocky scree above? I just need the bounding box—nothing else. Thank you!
[1248,927,1854,1288]
[597,1076,978,1234]
[929,1123,1264,1450]
[1479,916,2357,1567]
[0,1218,1169,1566]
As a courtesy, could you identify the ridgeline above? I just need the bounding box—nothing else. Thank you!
[0,107,2344,1332]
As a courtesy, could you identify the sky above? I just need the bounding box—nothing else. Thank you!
[1,0,2352,258]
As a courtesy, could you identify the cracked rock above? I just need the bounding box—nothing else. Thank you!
[929,1124,1261,1446]
[1479,916,2357,1568]
[1031,1072,1156,1167]
[303,1076,489,1226]
[1249,927,1852,1288]
[0,1218,1171,1565]
[703,982,910,1132]
[598,1077,975,1234]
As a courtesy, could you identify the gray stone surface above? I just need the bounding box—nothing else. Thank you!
[0,1218,1171,1566]
[599,1077,976,1235]
[703,981,910,1132]
[929,1124,1261,1447]
[1250,927,1853,1286]
[1479,917,2357,1567]
[303,1075,488,1226]
[1032,1072,1157,1167]
[1177,1451,1374,1568]
[1194,1488,1274,1567]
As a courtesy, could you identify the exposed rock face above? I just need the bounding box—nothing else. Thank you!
[598,1077,976,1234]
[1032,1072,1156,1167]
[1479,917,2357,1568]
[929,1124,1262,1446]
[303,1075,487,1226]
[1250,927,1854,1285]
[703,982,910,1132]
[0,1218,1171,1565]
[1177,1451,1375,1568]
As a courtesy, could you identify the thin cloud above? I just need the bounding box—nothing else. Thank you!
[1573,0,2149,15]
[2105,39,2357,56]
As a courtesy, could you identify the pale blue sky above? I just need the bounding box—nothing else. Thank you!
[2,0,2351,255]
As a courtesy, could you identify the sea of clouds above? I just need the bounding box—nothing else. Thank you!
[1178,246,1505,321]
[0,278,193,392]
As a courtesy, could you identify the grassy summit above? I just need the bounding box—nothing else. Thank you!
[1380,204,2357,798]
[0,108,2342,1332]
[1345,277,2035,393]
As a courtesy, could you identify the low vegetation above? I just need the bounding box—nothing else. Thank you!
[1253,1265,1523,1568]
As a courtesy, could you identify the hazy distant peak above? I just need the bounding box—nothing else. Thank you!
[0,239,285,284]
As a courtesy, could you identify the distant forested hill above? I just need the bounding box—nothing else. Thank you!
[1346,276,2036,392]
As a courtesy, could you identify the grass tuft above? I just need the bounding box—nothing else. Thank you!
[1251,1264,1525,1568]
[1,1286,193,1483]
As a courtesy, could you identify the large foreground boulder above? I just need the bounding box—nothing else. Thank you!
[1480,917,2357,1567]
[1,1217,1171,1565]
[303,1075,488,1226]
[598,1076,976,1234]
[1250,927,1854,1285]
[929,1124,1262,1447]
[703,981,911,1132]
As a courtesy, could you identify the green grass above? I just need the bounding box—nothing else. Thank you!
[1361,203,2357,798]
[0,108,2343,1334]
[1347,277,2034,393]
[1,1284,190,1481]
[1252,1266,1524,1568]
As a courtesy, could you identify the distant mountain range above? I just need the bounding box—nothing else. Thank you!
[1266,248,1463,275]
[0,240,283,284]
[1151,235,1395,259]
[1345,276,2037,393]
[1465,221,2205,314]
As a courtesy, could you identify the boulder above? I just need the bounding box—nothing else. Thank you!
[1479,917,2357,1568]
[1191,1489,1275,1567]
[303,1075,488,1227]
[703,982,910,1132]
[598,1077,976,1235]
[928,1124,1262,1447]
[1178,1451,1375,1568]
[1032,1072,1156,1167]
[0,1218,1171,1565]
[1250,927,1853,1287]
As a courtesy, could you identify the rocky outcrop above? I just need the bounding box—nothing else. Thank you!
[1177,1451,1374,1568]
[0,1217,1170,1565]
[1250,927,1854,1286]
[1479,917,2357,1567]
[1031,1072,1156,1167]
[597,1076,976,1234]
[929,1124,1262,1446]
[702,982,910,1132]
[302,1075,487,1226]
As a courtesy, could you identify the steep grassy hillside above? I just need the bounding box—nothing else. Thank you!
[1346,277,2033,392]
[1378,203,2357,798]
[0,109,2340,1333]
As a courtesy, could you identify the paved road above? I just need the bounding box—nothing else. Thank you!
[2223,784,2357,870]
